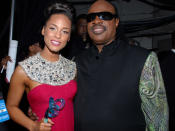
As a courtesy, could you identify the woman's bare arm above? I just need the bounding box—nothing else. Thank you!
[6,65,53,131]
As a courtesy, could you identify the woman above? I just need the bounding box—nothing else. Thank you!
[6,1,77,131]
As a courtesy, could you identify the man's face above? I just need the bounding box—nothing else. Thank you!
[87,0,119,46]
[77,18,87,37]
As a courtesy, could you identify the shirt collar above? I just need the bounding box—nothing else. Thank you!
[91,39,120,55]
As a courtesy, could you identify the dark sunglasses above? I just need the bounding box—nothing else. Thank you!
[87,12,117,23]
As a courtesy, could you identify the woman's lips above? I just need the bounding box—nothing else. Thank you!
[51,40,60,46]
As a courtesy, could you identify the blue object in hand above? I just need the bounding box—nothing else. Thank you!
[44,97,65,123]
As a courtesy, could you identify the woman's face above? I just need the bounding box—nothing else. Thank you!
[42,14,71,53]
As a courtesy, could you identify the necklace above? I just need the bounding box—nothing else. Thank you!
[19,53,76,85]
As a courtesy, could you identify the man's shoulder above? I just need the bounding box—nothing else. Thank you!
[128,43,149,52]
[120,40,150,56]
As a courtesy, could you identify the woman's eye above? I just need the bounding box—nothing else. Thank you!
[49,27,56,30]
[63,31,69,34]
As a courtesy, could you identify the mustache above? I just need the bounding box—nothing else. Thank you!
[90,24,106,31]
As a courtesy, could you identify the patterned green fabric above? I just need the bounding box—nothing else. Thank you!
[139,52,169,131]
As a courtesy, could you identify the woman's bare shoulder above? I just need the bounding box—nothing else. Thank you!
[11,65,28,82]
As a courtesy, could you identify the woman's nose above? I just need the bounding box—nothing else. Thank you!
[55,31,61,38]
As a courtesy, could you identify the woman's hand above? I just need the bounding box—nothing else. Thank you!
[31,118,54,131]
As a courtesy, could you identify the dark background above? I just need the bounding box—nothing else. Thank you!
[0,0,175,59]
[0,0,175,130]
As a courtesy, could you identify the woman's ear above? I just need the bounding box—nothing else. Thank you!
[28,45,33,52]
[41,27,45,36]
[68,34,71,42]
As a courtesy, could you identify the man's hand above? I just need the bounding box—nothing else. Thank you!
[28,107,38,121]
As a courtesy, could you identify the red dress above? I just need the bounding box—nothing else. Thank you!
[27,80,77,131]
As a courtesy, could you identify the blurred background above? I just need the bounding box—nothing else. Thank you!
[1,1,175,130]
[0,0,175,58]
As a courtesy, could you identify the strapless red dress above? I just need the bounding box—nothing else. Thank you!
[27,80,77,131]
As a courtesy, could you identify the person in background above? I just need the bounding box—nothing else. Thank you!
[62,14,91,60]
[0,40,44,131]
[0,56,12,72]
[0,56,12,131]
[6,1,77,131]
[27,42,42,57]
[74,0,169,131]
[0,40,43,97]
[75,14,88,44]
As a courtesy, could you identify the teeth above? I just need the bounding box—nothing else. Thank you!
[51,40,59,45]
[93,28,104,34]
[94,28,103,32]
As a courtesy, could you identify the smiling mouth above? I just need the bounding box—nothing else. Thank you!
[91,25,106,35]
[51,40,60,46]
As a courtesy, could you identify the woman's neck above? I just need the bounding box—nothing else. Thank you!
[40,50,59,62]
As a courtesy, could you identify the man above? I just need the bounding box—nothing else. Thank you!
[76,14,89,43]
[64,14,91,60]
[74,0,168,131]
[158,32,175,131]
